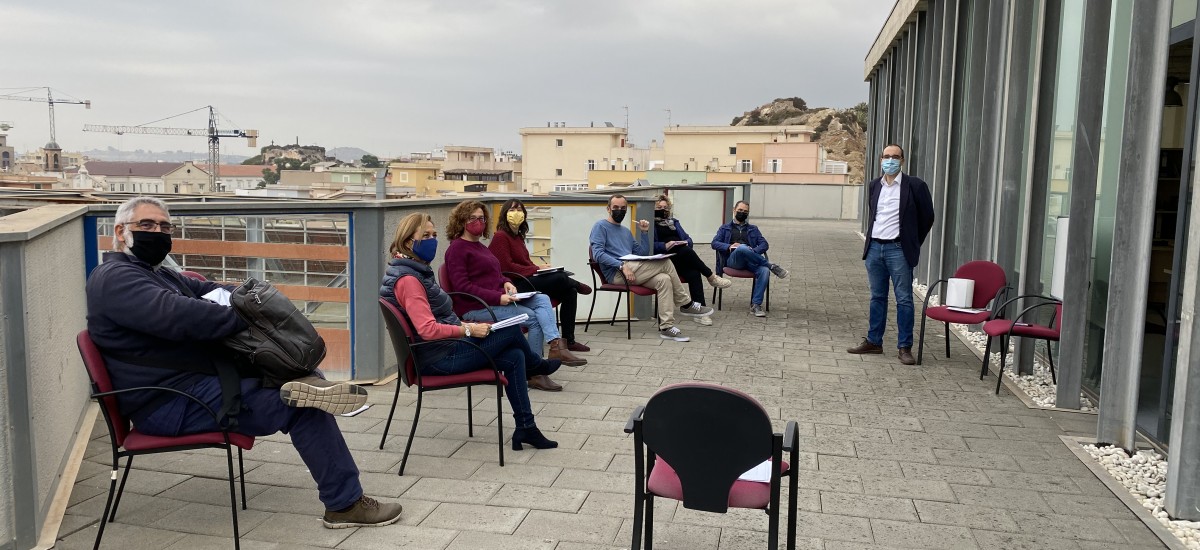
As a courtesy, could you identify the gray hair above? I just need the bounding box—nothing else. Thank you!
[113,196,171,251]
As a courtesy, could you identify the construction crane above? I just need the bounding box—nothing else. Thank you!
[0,87,91,145]
[84,106,258,193]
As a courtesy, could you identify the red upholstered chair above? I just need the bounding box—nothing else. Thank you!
[917,261,1010,365]
[377,298,508,475]
[77,330,254,550]
[981,295,1062,394]
[583,249,659,340]
[712,251,770,311]
[625,383,799,550]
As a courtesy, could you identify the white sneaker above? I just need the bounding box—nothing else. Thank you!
[707,275,733,289]
[679,302,714,317]
[694,315,713,326]
[659,326,691,341]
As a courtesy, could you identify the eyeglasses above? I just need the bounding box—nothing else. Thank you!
[881,154,904,160]
[127,219,175,234]
[467,216,487,222]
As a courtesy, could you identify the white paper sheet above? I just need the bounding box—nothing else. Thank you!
[202,288,233,307]
[511,291,538,300]
[490,313,530,330]
[738,460,773,483]
[619,253,674,261]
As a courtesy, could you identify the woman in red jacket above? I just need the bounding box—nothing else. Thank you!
[489,199,593,356]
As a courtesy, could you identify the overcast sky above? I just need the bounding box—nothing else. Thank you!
[3,0,891,159]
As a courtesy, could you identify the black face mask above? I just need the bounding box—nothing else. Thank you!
[129,230,173,265]
[735,211,749,223]
[610,208,627,223]
[654,209,667,219]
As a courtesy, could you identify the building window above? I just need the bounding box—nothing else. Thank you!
[399,172,409,183]
[119,184,125,191]
[740,160,752,173]
[555,139,564,147]
[729,147,737,155]
[769,159,782,173]
[174,185,179,193]
[555,168,563,176]
[587,160,595,170]
[554,183,588,191]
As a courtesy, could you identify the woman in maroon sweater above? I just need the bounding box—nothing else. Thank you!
[489,199,593,354]
[444,201,586,382]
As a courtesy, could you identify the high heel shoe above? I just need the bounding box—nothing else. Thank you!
[512,426,558,450]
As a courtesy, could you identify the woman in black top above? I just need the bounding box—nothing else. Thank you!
[651,195,731,325]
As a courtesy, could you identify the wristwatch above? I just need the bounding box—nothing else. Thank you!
[463,324,472,338]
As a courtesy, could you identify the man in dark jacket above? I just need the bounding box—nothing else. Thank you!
[85,197,402,529]
[712,201,789,317]
[847,145,936,365]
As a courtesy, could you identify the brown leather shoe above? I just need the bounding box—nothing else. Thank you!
[548,338,587,366]
[567,340,590,352]
[898,347,916,365]
[527,374,562,392]
[846,338,884,354]
[575,282,593,296]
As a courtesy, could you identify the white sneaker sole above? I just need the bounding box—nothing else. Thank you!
[280,380,368,415]
[693,317,713,326]
[322,510,403,529]
[679,308,714,318]
[660,333,691,342]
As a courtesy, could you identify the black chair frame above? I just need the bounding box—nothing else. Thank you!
[91,384,247,550]
[378,295,508,475]
[625,393,799,550]
[712,251,770,312]
[982,294,1061,394]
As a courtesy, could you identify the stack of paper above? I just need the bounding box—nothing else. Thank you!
[619,253,674,261]
[490,314,530,330]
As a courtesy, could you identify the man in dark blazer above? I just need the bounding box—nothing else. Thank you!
[847,144,935,365]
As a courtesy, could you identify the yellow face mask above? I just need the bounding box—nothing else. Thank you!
[506,210,525,226]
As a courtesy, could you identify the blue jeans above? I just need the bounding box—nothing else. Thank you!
[462,293,559,352]
[865,240,915,349]
[134,375,362,511]
[726,246,771,306]
[421,325,557,429]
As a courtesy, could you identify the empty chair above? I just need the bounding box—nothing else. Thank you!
[917,260,1010,365]
[625,383,799,550]
[982,295,1062,394]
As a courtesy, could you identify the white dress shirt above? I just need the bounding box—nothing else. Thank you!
[871,172,902,240]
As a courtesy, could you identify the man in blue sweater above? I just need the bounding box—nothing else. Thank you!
[86,197,402,529]
[712,201,789,317]
[589,195,713,341]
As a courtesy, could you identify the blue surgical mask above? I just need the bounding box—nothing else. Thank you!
[881,158,901,176]
[412,238,438,262]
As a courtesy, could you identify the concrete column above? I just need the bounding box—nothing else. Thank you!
[926,0,960,288]
[1055,0,1111,410]
[972,0,1010,260]
[350,207,385,381]
[1095,0,1170,450]
[0,243,37,548]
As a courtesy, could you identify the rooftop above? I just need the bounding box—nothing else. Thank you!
[50,219,1157,549]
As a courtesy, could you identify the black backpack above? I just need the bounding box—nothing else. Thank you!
[224,278,327,387]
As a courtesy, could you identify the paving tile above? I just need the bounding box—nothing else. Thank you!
[420,502,528,534]
[898,462,991,486]
[971,529,1084,550]
[445,531,557,549]
[407,478,504,505]
[860,475,957,502]
[931,449,1022,472]
[513,510,623,544]
[468,462,563,487]
[949,484,1051,512]
[487,483,589,512]
[818,455,904,477]
[55,523,188,550]
[149,502,273,537]
[615,518,722,549]
[868,518,977,549]
[1007,510,1125,542]
[335,524,458,549]
[912,500,1019,531]
[242,511,355,547]
[821,492,917,521]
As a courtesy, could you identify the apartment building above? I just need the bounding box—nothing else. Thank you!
[519,125,630,192]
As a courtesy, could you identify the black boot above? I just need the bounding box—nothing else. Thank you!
[512,426,558,450]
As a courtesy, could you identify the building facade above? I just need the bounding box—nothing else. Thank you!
[866,0,1200,519]
[519,126,630,192]
[662,125,812,172]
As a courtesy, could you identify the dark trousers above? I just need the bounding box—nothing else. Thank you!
[668,246,713,305]
[133,376,362,511]
[513,271,581,343]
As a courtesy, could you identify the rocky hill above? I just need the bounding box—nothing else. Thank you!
[732,97,868,183]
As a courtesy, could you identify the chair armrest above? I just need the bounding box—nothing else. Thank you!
[991,293,1057,321]
[624,405,646,434]
[93,386,222,425]
[446,291,498,321]
[988,285,1015,317]
[437,337,505,381]
[922,279,949,312]
[503,271,535,290]
[782,420,799,451]
[1008,300,1062,335]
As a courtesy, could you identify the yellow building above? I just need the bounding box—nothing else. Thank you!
[662,125,813,172]
[586,169,646,189]
[519,126,629,193]
[387,161,441,196]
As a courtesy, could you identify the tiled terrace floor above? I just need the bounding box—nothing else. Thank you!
[55,219,1164,549]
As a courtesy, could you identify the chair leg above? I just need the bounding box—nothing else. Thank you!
[495,383,505,467]
[93,465,120,549]
[585,292,597,333]
[399,390,424,476]
[238,448,247,510]
[1047,340,1057,384]
[644,494,655,550]
[610,295,621,327]
[787,470,798,550]
[995,336,1008,395]
[625,294,633,340]
[917,313,928,365]
[631,493,645,550]
[466,386,474,438]
[109,455,134,521]
[225,446,241,550]
[380,376,404,449]
[981,337,993,380]
[944,322,951,358]
[712,286,719,311]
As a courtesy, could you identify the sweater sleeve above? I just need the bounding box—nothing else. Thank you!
[489,233,538,277]
[91,264,246,342]
[394,278,464,341]
[750,226,769,254]
[590,222,624,271]
[712,225,731,251]
[676,220,694,247]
